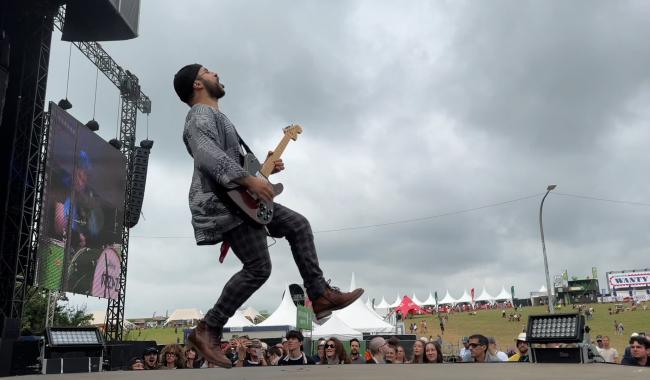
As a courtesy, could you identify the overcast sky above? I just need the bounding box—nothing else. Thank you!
[44,0,650,318]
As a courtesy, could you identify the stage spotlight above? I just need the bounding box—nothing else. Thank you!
[526,313,584,344]
[42,327,104,374]
[57,98,72,110]
[139,139,153,149]
[109,138,122,150]
[85,119,99,131]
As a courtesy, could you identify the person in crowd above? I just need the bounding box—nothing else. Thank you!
[184,346,202,368]
[322,337,350,365]
[349,338,365,364]
[236,338,267,367]
[507,333,529,362]
[282,337,289,355]
[410,339,425,364]
[459,336,471,362]
[395,345,407,364]
[313,339,326,364]
[423,341,443,363]
[468,334,501,363]
[598,335,619,363]
[142,346,159,370]
[226,338,239,365]
[129,356,144,370]
[160,344,186,369]
[384,344,397,364]
[621,336,649,366]
[278,330,315,365]
[595,335,604,350]
[267,346,283,366]
[488,336,508,361]
[366,337,387,364]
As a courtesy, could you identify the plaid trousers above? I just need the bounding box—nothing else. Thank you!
[205,203,327,328]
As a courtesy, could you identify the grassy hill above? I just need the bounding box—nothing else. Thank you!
[124,302,648,356]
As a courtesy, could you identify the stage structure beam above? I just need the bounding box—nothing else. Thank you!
[53,7,152,343]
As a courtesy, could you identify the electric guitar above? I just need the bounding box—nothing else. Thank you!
[226,124,303,224]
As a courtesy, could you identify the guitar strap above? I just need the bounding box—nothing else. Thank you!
[236,132,253,155]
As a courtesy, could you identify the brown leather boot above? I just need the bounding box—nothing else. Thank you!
[187,320,232,368]
[312,285,364,320]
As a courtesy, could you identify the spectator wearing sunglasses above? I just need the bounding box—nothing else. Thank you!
[468,335,501,363]
[160,344,186,369]
[321,337,350,364]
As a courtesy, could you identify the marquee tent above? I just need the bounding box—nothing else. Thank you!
[376,297,391,309]
[90,311,134,329]
[455,290,473,305]
[164,308,203,326]
[365,297,373,310]
[257,285,297,328]
[438,290,456,305]
[389,293,401,308]
[311,314,363,340]
[224,309,255,328]
[475,287,494,304]
[494,286,513,302]
[395,296,427,316]
[333,274,394,333]
[423,292,437,306]
[411,293,425,306]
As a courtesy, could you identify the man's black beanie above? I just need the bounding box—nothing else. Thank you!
[173,63,202,104]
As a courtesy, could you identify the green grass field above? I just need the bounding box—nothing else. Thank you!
[125,302,648,357]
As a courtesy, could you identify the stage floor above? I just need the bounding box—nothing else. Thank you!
[20,363,648,380]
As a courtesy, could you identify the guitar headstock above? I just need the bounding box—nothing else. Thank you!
[283,124,303,141]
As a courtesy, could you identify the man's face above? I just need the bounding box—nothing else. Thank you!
[196,67,225,99]
[601,337,609,348]
[516,340,529,355]
[463,341,469,348]
[350,341,360,354]
[286,338,301,352]
[629,342,647,359]
[468,338,486,360]
[143,352,157,366]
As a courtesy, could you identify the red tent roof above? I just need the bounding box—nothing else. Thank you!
[395,296,428,316]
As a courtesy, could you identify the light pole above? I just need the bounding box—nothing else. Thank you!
[539,184,556,314]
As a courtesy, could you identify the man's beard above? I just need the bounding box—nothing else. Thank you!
[204,78,225,99]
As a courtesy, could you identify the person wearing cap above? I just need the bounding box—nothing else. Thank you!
[508,333,529,362]
[459,336,471,362]
[278,330,314,365]
[142,346,159,370]
[128,356,144,370]
[487,336,509,361]
[312,338,326,364]
[597,336,618,363]
[595,335,604,349]
[174,64,364,369]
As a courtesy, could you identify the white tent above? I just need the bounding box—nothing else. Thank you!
[475,287,494,304]
[455,290,473,304]
[376,297,391,309]
[241,306,261,322]
[438,290,456,305]
[494,286,512,302]
[389,293,401,308]
[257,285,297,327]
[539,285,547,293]
[164,308,203,326]
[365,297,373,310]
[334,274,394,333]
[423,292,437,306]
[312,314,363,340]
[411,293,424,306]
[224,309,254,328]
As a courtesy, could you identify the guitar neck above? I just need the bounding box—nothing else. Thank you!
[260,134,291,177]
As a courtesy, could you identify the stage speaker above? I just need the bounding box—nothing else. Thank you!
[62,0,140,42]
[125,139,153,228]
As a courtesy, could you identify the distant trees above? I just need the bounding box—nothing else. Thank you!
[21,288,93,335]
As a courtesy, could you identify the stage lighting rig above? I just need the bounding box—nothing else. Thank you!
[526,313,601,363]
[42,327,104,374]
[108,138,122,150]
[57,98,72,110]
[85,119,99,131]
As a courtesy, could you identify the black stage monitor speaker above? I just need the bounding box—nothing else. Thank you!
[125,139,152,228]
[62,0,140,42]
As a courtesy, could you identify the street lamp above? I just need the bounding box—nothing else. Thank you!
[539,184,556,314]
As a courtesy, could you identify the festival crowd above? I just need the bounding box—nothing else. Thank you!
[127,329,650,369]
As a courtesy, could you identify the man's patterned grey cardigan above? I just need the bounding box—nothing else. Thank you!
[182,104,249,245]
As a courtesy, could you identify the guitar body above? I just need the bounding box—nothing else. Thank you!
[226,153,283,224]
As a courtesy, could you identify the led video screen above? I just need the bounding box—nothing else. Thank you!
[35,102,126,299]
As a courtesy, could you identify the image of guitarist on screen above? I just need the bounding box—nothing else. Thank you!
[174,63,364,368]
